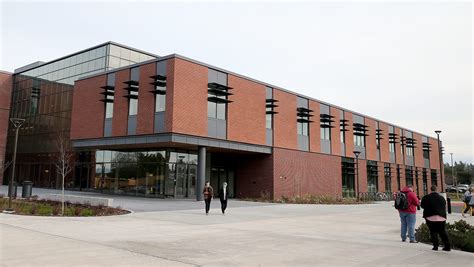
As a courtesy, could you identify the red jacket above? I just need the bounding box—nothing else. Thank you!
[399,186,420,214]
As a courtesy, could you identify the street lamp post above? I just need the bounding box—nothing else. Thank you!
[450,153,458,199]
[434,130,444,192]
[353,151,361,201]
[4,118,25,213]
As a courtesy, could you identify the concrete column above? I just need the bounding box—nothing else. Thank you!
[196,146,206,201]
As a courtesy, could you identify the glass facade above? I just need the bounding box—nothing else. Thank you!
[367,161,378,193]
[341,157,355,198]
[384,163,391,192]
[4,43,157,188]
[76,149,198,198]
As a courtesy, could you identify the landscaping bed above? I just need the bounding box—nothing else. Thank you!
[244,193,372,205]
[415,220,474,253]
[0,196,129,216]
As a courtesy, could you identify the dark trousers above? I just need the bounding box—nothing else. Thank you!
[220,199,227,213]
[205,198,211,214]
[462,201,471,214]
[426,220,451,249]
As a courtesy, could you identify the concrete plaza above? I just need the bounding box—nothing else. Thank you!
[0,188,473,266]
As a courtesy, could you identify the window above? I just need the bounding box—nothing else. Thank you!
[342,157,355,198]
[126,67,139,116]
[367,161,378,193]
[104,73,115,119]
[266,114,272,129]
[405,166,413,186]
[321,126,330,140]
[340,115,347,143]
[353,118,367,147]
[207,69,230,120]
[153,61,167,112]
[384,163,391,192]
[430,169,438,187]
[265,87,276,130]
[389,142,395,153]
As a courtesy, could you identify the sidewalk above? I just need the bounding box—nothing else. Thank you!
[1,201,472,266]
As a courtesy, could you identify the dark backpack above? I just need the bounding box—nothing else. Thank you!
[395,191,409,210]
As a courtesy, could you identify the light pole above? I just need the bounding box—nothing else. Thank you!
[450,153,458,199]
[353,151,361,201]
[434,130,444,192]
[4,118,25,213]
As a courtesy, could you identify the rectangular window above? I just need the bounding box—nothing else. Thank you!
[405,166,413,186]
[430,169,438,187]
[367,161,378,193]
[104,73,115,119]
[265,87,275,130]
[127,67,139,116]
[154,61,167,112]
[342,157,355,198]
[384,163,391,192]
[207,69,229,120]
[353,116,367,147]
[266,114,272,129]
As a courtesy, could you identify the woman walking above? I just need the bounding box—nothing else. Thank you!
[461,187,473,217]
[203,181,213,215]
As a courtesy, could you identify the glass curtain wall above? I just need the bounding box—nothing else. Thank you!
[92,149,197,198]
[5,43,157,188]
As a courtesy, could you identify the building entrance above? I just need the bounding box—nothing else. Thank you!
[210,167,235,198]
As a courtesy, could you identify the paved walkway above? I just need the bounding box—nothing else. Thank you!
[1,197,473,266]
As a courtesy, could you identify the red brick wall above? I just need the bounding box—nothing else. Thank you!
[429,137,440,170]
[235,154,274,198]
[357,159,368,193]
[169,58,208,136]
[379,122,390,163]
[227,75,266,145]
[136,62,155,135]
[413,133,424,168]
[330,106,341,156]
[273,90,297,150]
[309,100,320,153]
[273,147,342,199]
[0,72,12,184]
[112,69,130,137]
[365,118,377,161]
[71,74,106,140]
[165,59,175,132]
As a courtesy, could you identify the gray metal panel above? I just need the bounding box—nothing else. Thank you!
[320,103,330,114]
[406,156,414,166]
[265,87,273,99]
[353,114,364,124]
[130,67,139,81]
[341,145,346,156]
[186,137,199,145]
[424,158,430,168]
[156,61,166,75]
[298,135,309,151]
[208,69,218,83]
[104,118,112,137]
[136,136,147,144]
[173,135,187,144]
[354,145,366,159]
[154,112,165,133]
[376,150,380,161]
[216,119,226,139]
[217,71,227,85]
[297,97,308,108]
[127,115,136,135]
[208,118,217,138]
[146,136,159,143]
[266,129,273,146]
[321,139,331,154]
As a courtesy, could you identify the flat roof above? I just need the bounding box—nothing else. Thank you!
[13,41,160,74]
[77,53,440,140]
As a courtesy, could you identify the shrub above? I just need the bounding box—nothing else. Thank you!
[415,220,474,252]
[64,207,75,216]
[19,203,33,214]
[80,208,94,217]
[37,204,53,216]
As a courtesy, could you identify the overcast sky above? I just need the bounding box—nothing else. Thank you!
[0,1,472,164]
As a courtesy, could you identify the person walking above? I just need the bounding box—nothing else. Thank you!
[219,182,228,215]
[203,181,213,215]
[420,185,451,251]
[461,187,473,217]
[397,185,420,243]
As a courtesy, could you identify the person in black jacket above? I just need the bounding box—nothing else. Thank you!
[219,182,228,215]
[420,185,451,251]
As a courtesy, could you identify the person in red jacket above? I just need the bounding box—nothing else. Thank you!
[399,185,420,243]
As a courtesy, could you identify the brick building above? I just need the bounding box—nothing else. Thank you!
[68,53,443,200]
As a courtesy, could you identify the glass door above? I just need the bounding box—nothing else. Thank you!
[175,163,187,198]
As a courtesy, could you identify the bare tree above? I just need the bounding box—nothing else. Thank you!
[54,132,74,216]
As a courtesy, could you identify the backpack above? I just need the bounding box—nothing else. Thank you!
[394,191,409,210]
